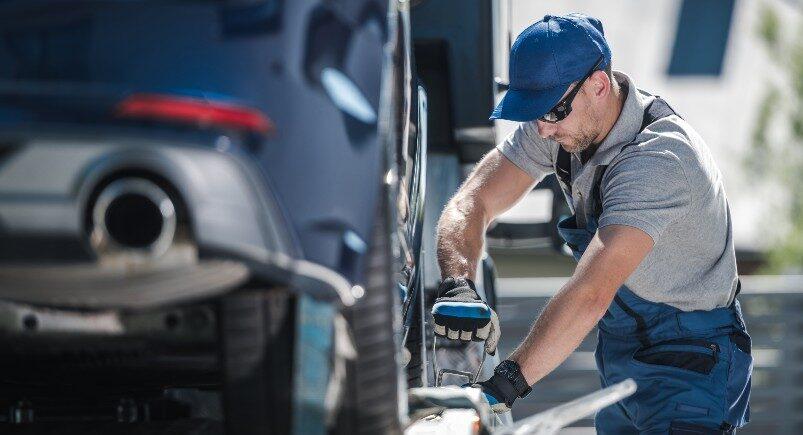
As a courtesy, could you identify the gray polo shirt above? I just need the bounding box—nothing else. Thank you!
[497,71,739,311]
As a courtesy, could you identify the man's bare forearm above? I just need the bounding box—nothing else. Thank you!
[508,279,610,384]
[507,226,653,385]
[436,194,489,280]
[435,149,536,282]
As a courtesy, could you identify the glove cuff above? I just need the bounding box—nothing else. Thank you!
[438,276,476,295]
[491,360,532,406]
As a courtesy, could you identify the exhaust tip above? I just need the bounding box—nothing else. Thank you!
[91,178,177,257]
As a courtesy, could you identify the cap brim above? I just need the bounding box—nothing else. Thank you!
[489,82,570,122]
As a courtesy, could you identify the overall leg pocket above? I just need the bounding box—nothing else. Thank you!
[632,338,719,375]
[623,337,731,432]
[669,420,733,434]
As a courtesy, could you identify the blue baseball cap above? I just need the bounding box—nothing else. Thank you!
[490,13,612,122]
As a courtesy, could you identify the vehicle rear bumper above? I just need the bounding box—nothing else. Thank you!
[0,260,248,310]
[0,131,357,308]
[0,250,354,311]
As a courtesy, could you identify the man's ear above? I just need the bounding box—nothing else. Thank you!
[589,70,610,99]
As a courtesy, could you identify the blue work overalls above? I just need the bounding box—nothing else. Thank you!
[555,98,752,434]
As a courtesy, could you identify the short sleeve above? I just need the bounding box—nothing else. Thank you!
[495,121,554,182]
[598,149,692,242]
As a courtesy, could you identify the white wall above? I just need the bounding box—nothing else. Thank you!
[494,0,802,251]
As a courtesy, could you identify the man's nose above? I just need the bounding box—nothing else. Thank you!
[536,120,557,139]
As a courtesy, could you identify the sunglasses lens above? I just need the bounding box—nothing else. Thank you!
[541,112,558,122]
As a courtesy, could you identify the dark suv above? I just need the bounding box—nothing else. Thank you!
[0,1,435,433]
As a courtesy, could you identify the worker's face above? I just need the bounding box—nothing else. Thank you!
[536,75,605,154]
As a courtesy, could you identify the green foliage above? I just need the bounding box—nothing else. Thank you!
[764,214,803,274]
[793,28,803,98]
[757,5,781,53]
[751,3,803,273]
[794,106,803,139]
[747,86,779,176]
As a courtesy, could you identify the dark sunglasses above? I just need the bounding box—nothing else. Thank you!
[539,56,604,123]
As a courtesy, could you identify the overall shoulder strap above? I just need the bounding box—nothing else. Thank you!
[555,146,572,196]
[639,97,679,130]
[591,96,680,214]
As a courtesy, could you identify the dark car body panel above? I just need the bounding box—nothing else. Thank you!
[0,0,390,285]
[0,3,440,432]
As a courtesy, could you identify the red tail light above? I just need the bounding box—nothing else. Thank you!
[115,93,273,134]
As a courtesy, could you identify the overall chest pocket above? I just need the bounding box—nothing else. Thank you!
[633,339,720,375]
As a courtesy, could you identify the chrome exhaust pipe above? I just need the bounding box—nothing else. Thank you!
[90,178,177,258]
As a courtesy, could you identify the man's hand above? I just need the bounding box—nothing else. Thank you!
[470,360,532,413]
[474,379,512,413]
[432,277,500,355]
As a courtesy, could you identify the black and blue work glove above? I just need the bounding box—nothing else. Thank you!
[472,360,532,413]
[432,277,500,355]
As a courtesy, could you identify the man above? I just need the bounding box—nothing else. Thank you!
[430,13,752,434]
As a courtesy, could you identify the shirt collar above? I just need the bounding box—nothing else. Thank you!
[584,71,654,167]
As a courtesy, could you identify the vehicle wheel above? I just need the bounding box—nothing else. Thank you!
[220,289,295,435]
[404,277,428,388]
[481,254,499,311]
[333,199,402,435]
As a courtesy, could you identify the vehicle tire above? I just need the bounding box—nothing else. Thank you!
[482,254,499,311]
[404,279,428,388]
[333,198,402,435]
[220,289,295,435]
